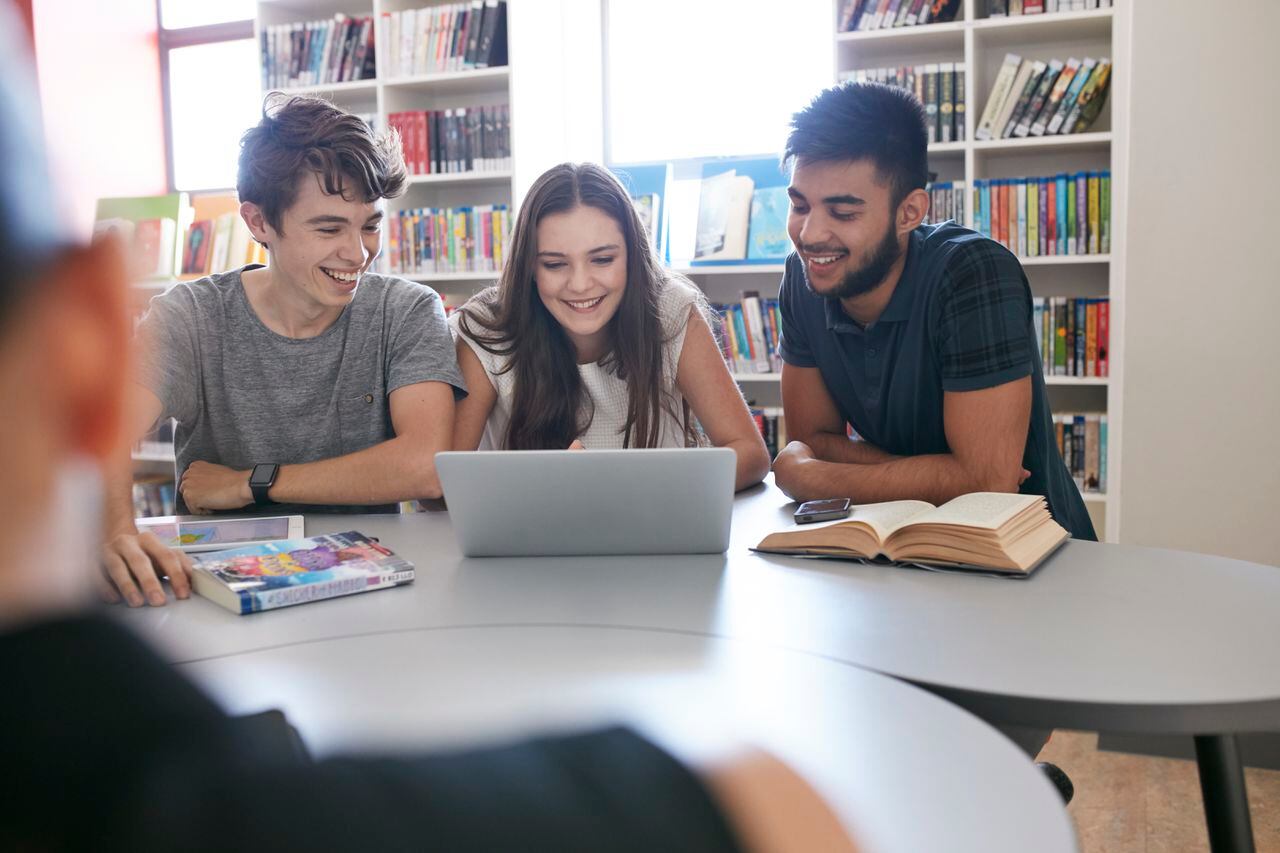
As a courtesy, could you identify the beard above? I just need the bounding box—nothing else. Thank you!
[803,222,902,301]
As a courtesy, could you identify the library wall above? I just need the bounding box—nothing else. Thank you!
[30,0,167,236]
[1120,0,1280,564]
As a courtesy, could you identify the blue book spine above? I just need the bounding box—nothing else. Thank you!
[1056,173,1068,255]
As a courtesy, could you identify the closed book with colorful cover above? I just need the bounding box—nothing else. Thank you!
[191,531,414,615]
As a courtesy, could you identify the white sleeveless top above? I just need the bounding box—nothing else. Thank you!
[450,278,701,449]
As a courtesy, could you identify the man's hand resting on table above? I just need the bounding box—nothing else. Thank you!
[100,529,193,607]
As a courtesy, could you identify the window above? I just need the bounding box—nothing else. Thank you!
[159,6,258,191]
[604,0,833,164]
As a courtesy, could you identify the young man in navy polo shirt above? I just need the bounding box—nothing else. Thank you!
[772,82,1095,542]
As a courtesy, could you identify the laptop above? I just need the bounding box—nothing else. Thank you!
[435,448,736,557]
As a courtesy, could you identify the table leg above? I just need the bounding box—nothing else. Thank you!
[1194,734,1255,853]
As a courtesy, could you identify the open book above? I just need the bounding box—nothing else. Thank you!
[753,493,1069,575]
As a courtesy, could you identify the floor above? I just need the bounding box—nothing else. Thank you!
[1037,731,1280,852]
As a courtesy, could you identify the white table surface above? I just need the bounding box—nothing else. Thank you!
[123,479,1280,735]
[177,624,1076,853]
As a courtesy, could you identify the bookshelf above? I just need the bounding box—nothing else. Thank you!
[832,0,1127,540]
[255,0,513,294]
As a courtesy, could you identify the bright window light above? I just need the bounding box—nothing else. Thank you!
[169,39,262,191]
[606,0,833,163]
[160,0,256,30]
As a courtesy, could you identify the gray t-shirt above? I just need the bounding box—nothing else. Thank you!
[136,266,466,514]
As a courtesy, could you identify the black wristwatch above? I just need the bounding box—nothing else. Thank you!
[249,463,279,506]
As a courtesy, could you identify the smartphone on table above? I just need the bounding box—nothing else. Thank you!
[793,498,853,525]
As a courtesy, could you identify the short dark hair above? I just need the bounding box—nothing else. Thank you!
[237,94,408,233]
[783,81,929,208]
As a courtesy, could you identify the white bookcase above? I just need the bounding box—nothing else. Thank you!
[827,0,1125,538]
[255,0,514,295]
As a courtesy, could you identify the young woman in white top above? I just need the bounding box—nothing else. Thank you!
[450,162,770,491]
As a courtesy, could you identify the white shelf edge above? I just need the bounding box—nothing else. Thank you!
[132,452,175,463]
[834,8,1112,46]
[381,67,510,88]
[1044,376,1108,386]
[970,7,1114,33]
[1081,492,1109,504]
[1019,254,1111,266]
[972,131,1112,152]
[405,171,513,186]
[274,79,378,96]
[835,21,966,44]
[400,272,499,283]
[731,373,781,382]
[673,264,786,276]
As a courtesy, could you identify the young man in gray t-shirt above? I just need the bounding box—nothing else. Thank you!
[101,96,466,608]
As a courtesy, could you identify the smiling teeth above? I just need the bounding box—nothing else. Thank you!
[324,268,360,282]
[809,255,841,265]
[566,296,603,308]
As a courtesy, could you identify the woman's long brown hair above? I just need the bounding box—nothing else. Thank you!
[457,162,690,449]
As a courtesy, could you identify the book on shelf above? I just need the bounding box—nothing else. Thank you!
[191,531,415,616]
[926,180,966,225]
[632,193,661,254]
[261,14,376,89]
[753,492,1070,575]
[980,55,1110,139]
[387,103,510,175]
[712,295,783,375]
[839,64,966,146]
[975,53,1021,140]
[749,408,787,458]
[133,477,176,518]
[990,0,1110,14]
[838,0,960,31]
[386,205,511,276]
[694,170,754,263]
[1054,413,1107,493]
[971,171,1109,257]
[611,163,672,262]
[380,1,508,78]
[180,220,213,277]
[132,218,177,279]
[746,186,791,262]
[1033,297,1109,377]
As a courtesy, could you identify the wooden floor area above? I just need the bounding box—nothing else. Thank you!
[1037,731,1280,852]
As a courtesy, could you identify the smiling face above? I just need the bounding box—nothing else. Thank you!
[534,204,628,362]
[247,172,384,310]
[786,158,904,301]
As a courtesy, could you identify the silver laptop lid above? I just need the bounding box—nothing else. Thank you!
[436,448,736,557]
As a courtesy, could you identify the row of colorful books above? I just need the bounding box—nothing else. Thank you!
[379,1,508,78]
[133,478,176,518]
[839,64,966,144]
[971,172,1110,257]
[1056,412,1107,494]
[260,15,376,90]
[181,212,268,278]
[926,180,967,226]
[712,294,782,376]
[977,55,1112,140]
[384,205,511,275]
[838,0,961,32]
[93,217,177,280]
[991,0,1112,13]
[1035,297,1109,378]
[750,408,788,459]
[387,105,511,175]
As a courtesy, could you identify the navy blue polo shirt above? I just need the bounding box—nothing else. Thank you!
[778,221,1095,540]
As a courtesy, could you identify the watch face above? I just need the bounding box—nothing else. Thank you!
[250,463,276,487]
